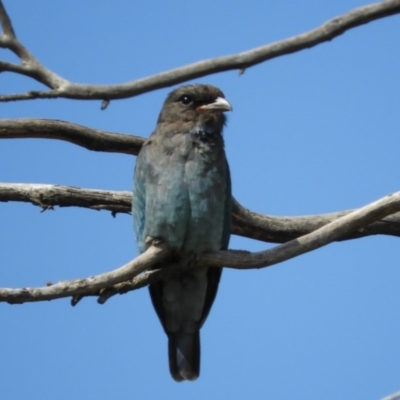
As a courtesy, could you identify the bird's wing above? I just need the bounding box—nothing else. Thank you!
[221,158,232,251]
[199,158,232,328]
[132,142,149,255]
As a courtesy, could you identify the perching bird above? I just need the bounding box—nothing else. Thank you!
[132,84,232,381]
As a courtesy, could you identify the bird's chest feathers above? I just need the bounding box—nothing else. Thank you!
[151,132,226,251]
[163,127,223,163]
[189,128,219,156]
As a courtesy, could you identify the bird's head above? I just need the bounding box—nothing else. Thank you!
[157,84,232,137]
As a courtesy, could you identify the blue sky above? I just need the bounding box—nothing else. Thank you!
[1,1,400,399]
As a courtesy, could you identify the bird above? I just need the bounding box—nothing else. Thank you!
[132,84,232,382]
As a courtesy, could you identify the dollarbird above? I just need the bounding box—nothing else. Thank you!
[132,84,232,382]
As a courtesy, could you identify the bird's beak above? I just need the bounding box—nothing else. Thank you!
[198,97,232,112]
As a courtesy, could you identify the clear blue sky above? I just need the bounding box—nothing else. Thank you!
[1,1,400,399]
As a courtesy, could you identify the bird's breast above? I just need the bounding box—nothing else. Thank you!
[143,132,227,253]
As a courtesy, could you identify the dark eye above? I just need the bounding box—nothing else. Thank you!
[179,95,193,105]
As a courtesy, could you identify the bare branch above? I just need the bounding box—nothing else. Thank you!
[0,0,15,37]
[1,182,400,242]
[96,269,166,304]
[0,119,143,155]
[0,243,170,304]
[2,191,400,304]
[0,90,63,102]
[382,391,400,400]
[231,198,400,243]
[70,269,167,306]
[0,60,28,74]
[0,0,399,102]
[203,191,400,269]
[0,0,68,88]
[0,183,132,214]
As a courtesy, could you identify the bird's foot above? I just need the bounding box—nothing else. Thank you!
[145,236,164,247]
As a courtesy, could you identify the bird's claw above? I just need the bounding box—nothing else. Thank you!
[145,236,163,247]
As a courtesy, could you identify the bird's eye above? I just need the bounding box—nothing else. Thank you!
[179,95,193,105]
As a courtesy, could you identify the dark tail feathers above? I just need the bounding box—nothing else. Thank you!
[168,331,200,382]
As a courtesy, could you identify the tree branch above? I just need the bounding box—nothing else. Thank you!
[0,243,170,304]
[0,118,143,155]
[1,182,400,243]
[1,0,399,102]
[0,183,132,215]
[0,0,14,37]
[204,191,400,269]
[381,390,400,400]
[2,191,400,304]
[231,198,400,243]
[0,1,68,89]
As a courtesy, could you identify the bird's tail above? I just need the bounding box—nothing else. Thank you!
[168,331,200,382]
